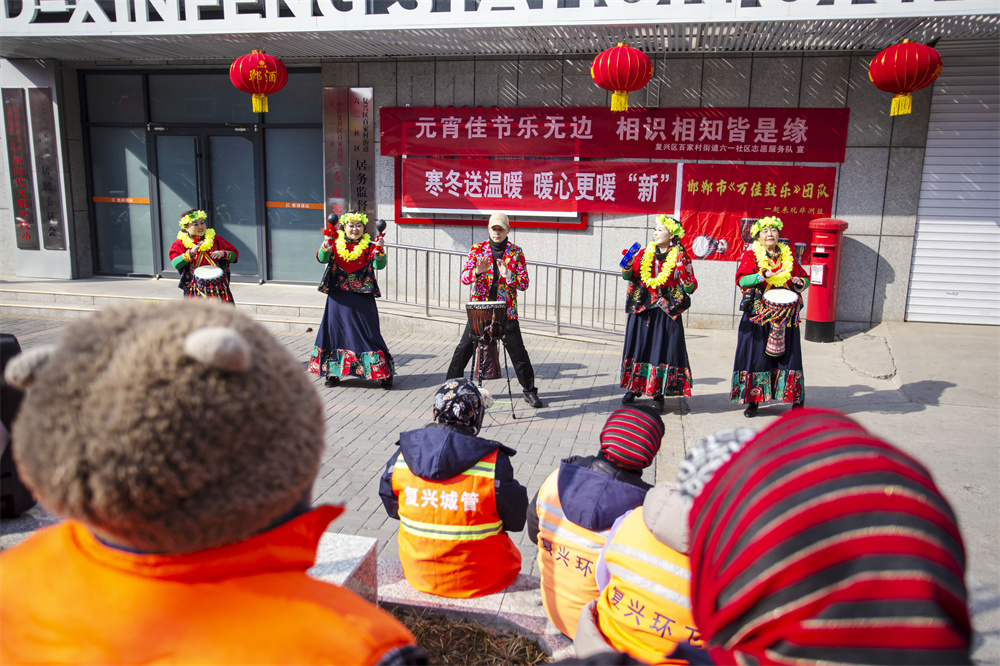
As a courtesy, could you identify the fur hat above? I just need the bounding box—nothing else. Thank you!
[4,301,324,554]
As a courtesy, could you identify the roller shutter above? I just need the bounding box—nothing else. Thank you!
[906,39,1000,325]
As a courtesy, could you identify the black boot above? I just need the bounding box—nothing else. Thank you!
[743,402,758,418]
[523,390,543,408]
[792,399,804,409]
[381,376,393,390]
[652,395,665,412]
[324,376,339,387]
[621,392,636,405]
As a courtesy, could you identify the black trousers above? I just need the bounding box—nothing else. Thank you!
[446,318,536,393]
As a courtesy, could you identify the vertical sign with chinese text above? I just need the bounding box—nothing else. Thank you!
[28,88,66,250]
[323,87,350,221]
[3,88,39,250]
[348,88,375,223]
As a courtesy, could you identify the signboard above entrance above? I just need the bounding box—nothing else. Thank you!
[3,0,994,35]
[381,106,849,164]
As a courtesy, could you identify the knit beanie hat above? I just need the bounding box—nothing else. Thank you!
[599,405,664,471]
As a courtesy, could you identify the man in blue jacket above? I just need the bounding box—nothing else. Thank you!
[526,405,662,638]
[379,378,528,598]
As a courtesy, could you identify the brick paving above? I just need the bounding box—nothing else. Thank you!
[1,313,658,577]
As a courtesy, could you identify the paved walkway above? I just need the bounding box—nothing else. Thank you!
[1,284,997,662]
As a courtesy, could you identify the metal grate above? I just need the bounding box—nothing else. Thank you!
[1,16,998,61]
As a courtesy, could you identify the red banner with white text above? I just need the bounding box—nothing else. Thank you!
[402,158,679,215]
[381,106,849,163]
[678,164,837,263]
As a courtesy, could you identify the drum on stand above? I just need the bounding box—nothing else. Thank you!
[191,265,226,300]
[466,301,507,381]
[753,288,801,357]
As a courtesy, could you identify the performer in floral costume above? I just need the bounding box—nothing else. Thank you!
[731,216,809,417]
[620,215,698,412]
[168,209,239,303]
[308,212,394,389]
[446,212,542,409]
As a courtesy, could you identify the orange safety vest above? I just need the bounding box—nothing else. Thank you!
[0,507,417,666]
[535,469,611,639]
[596,507,701,665]
[392,449,521,598]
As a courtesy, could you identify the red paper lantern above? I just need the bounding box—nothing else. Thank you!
[229,50,288,113]
[868,40,942,117]
[591,42,653,112]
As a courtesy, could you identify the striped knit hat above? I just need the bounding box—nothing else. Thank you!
[688,408,971,665]
[599,405,664,471]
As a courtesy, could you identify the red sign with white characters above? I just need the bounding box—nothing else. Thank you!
[402,158,678,215]
[381,106,849,164]
[679,163,837,263]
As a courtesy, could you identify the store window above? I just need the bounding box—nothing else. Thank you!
[88,127,153,274]
[84,69,322,279]
[266,128,323,281]
[149,73,256,124]
[86,73,144,124]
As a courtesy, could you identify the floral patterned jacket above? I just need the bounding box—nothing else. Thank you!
[622,244,698,317]
[460,240,530,320]
[317,228,386,297]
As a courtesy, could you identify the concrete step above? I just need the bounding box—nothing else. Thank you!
[377,558,573,659]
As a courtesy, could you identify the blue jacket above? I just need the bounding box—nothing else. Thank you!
[379,424,528,533]
[527,454,652,544]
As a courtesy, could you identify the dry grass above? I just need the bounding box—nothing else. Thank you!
[386,603,550,666]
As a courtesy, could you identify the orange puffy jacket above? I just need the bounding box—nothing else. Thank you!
[0,506,418,665]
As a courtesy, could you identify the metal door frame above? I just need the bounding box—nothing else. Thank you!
[147,123,264,282]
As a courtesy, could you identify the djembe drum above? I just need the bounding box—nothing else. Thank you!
[750,288,801,357]
[466,301,507,381]
[190,265,227,300]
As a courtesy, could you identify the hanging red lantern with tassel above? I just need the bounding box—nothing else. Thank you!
[229,50,288,113]
[591,42,653,112]
[868,40,942,117]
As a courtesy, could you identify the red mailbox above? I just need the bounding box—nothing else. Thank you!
[805,218,849,343]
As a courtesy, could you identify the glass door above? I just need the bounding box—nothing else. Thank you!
[152,128,262,281]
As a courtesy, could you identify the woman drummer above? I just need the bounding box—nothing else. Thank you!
[731,216,809,417]
[308,212,394,389]
[620,215,698,412]
[168,209,239,303]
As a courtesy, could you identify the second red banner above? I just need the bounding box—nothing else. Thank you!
[401,157,680,216]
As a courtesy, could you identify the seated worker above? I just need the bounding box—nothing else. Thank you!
[0,301,425,666]
[379,378,528,598]
[528,406,663,639]
[575,483,706,666]
[685,409,972,665]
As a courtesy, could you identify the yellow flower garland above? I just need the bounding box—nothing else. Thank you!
[177,228,216,253]
[335,232,370,262]
[639,243,680,289]
[752,240,794,288]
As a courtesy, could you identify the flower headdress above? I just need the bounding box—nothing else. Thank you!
[655,214,684,239]
[750,216,783,238]
[340,212,368,227]
[179,210,207,229]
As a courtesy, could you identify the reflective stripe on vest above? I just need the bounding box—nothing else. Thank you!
[604,543,692,610]
[395,457,496,479]
[391,449,522,598]
[596,507,700,666]
[535,469,611,639]
[399,515,503,541]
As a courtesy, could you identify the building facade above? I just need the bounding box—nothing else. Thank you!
[2,2,997,329]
